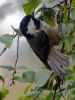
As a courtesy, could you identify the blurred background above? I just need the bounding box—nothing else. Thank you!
[0,0,61,100]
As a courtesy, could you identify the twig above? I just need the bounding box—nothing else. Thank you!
[72,44,75,51]
[52,83,59,100]
[67,0,72,22]
[14,36,19,69]
[11,36,19,85]
[61,42,65,53]
[61,92,66,100]
[33,90,42,100]
[0,47,6,56]
[56,88,65,94]
[52,89,57,100]
[59,86,66,100]
[44,0,65,10]
[0,34,17,57]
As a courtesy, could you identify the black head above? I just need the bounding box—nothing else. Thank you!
[19,15,40,38]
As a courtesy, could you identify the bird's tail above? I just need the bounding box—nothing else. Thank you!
[47,48,69,80]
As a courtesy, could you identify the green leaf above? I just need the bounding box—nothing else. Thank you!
[23,0,41,14]
[48,0,51,3]
[56,94,61,100]
[68,81,75,89]
[43,92,53,100]
[72,0,75,7]
[0,65,15,71]
[43,15,55,27]
[22,71,36,83]
[0,89,9,100]
[43,9,55,26]
[0,34,13,48]
[19,96,31,100]
[58,23,62,32]
[72,89,75,95]
[71,8,75,20]
[24,84,32,94]
[72,66,75,72]
[12,26,22,36]
[71,53,75,60]
[25,91,39,97]
[16,66,28,70]
[65,69,74,77]
[60,23,73,36]
[13,76,20,80]
[35,69,52,87]
[0,75,5,83]
[62,6,68,23]
[2,89,9,98]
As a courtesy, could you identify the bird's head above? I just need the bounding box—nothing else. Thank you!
[19,14,41,38]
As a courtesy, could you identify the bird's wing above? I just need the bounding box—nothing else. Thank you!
[27,30,69,80]
[27,30,50,65]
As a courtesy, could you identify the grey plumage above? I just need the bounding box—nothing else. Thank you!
[47,48,69,79]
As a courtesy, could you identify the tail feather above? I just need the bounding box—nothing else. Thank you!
[47,49,69,79]
[54,51,69,63]
[53,51,69,67]
[47,52,64,79]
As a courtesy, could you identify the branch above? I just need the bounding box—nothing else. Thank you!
[44,0,65,10]
[61,42,65,53]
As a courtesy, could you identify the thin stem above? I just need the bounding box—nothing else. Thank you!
[11,36,19,85]
[61,42,65,53]
[59,86,66,100]
[33,90,42,100]
[61,92,66,100]
[0,47,6,56]
[68,44,75,54]
[52,89,57,100]
[67,0,72,22]
[73,44,75,50]
[56,88,65,94]
[52,83,59,100]
[15,36,19,69]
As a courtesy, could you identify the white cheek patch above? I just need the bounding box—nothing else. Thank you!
[27,19,36,34]
[27,18,40,35]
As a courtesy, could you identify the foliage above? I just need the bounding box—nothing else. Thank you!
[23,0,41,14]
[0,34,13,48]
[0,89,9,100]
[0,0,75,100]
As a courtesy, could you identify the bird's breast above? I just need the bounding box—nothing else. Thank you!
[27,30,50,63]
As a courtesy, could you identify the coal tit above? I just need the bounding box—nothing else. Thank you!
[19,14,69,80]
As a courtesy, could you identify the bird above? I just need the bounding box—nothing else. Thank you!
[19,14,69,81]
